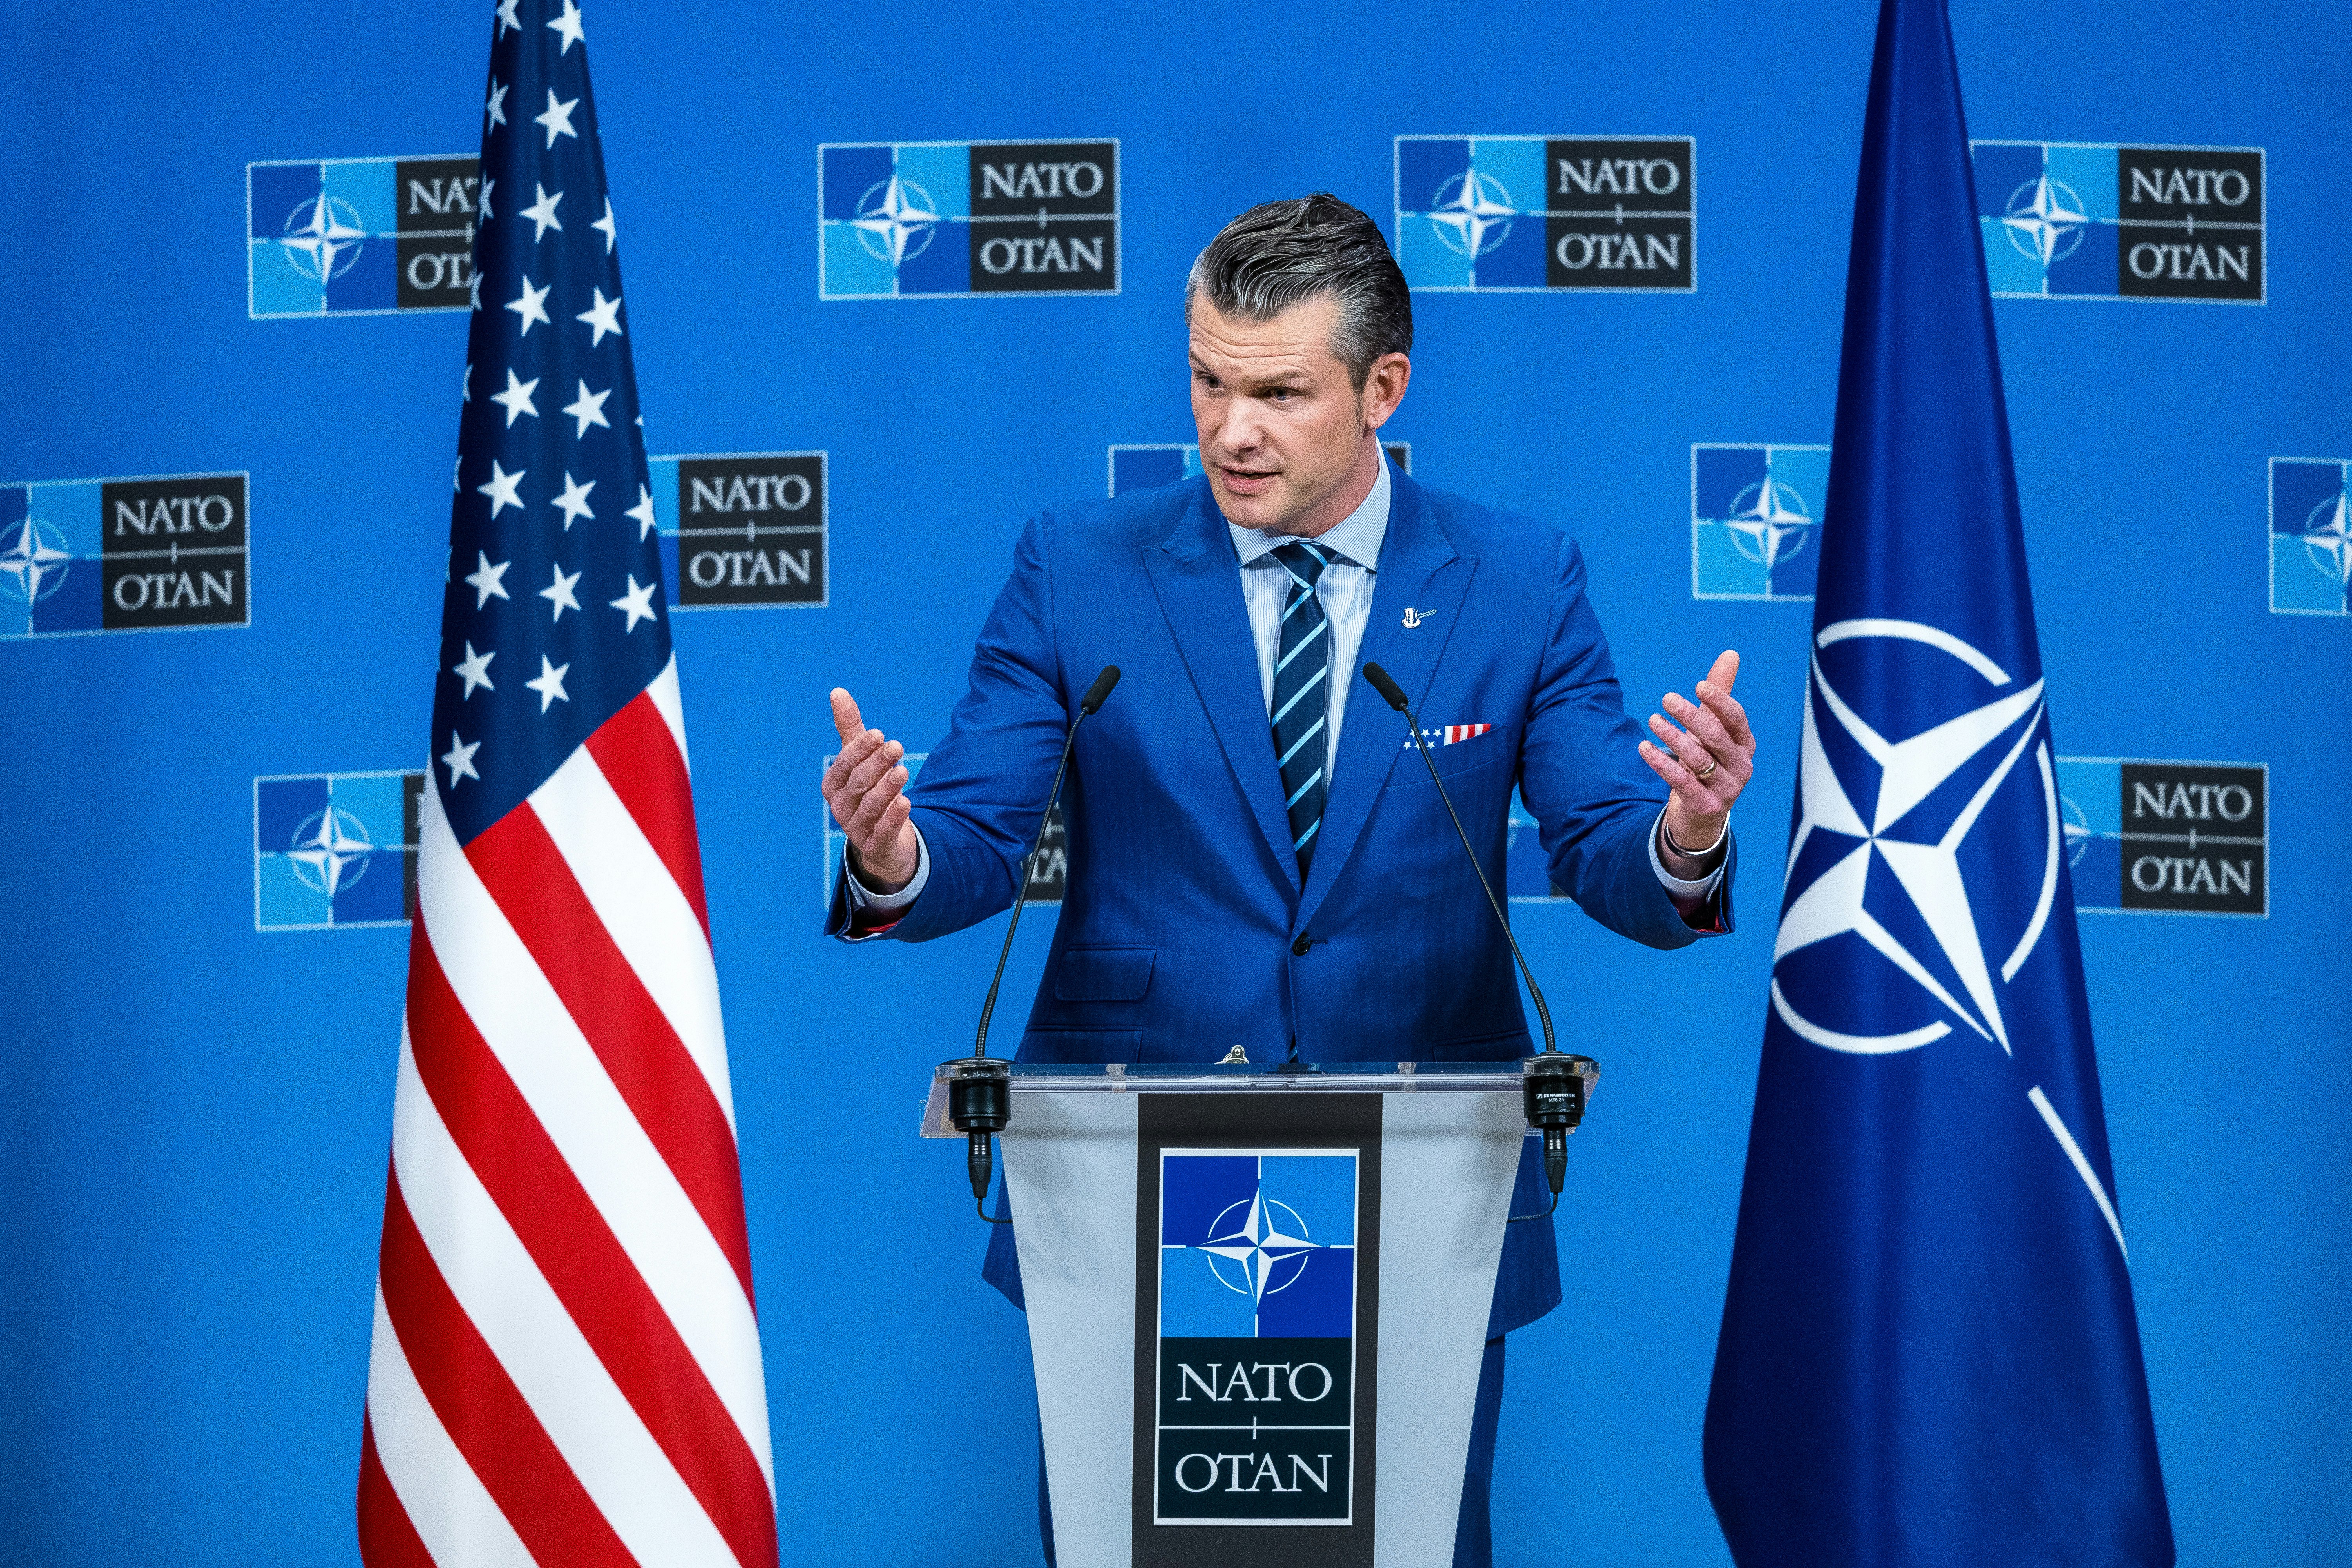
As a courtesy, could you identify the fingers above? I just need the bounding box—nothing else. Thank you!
[829,688,866,746]
[1663,692,1752,783]
[829,737,906,829]
[1647,709,1715,777]
[820,726,886,799]
[1637,737,1713,799]
[1693,652,1754,750]
[844,759,909,844]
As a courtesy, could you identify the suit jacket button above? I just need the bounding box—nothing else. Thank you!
[1292,935,1312,956]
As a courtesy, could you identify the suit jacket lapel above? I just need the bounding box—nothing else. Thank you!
[1143,486,1302,893]
[1298,472,1474,929]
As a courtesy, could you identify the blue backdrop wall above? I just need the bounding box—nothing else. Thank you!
[2,1,2347,1563]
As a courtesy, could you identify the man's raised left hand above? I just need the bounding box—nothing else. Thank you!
[1638,648,1756,862]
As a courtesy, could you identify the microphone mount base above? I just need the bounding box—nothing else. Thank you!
[941,1056,1012,1213]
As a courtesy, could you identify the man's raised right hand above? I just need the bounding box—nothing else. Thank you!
[823,688,921,895]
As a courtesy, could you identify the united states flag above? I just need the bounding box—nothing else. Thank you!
[358,4,775,1566]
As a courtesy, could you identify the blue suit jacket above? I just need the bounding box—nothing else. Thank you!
[830,470,1734,1332]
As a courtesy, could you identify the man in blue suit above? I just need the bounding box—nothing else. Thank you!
[822,194,1757,1565]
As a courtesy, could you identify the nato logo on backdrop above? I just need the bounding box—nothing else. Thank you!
[2269,458,2350,615]
[254,771,424,930]
[247,157,480,317]
[1970,142,2264,302]
[1109,443,1410,496]
[1155,1151,1359,1523]
[648,452,828,608]
[818,140,1119,298]
[1393,136,1695,291]
[1691,444,1828,601]
[0,472,249,639]
[2058,759,2267,916]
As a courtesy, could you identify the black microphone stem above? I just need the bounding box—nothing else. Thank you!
[973,723,1082,1062]
[948,666,1119,1225]
[1362,664,1557,1056]
[974,664,1122,1063]
[1363,662,1577,1222]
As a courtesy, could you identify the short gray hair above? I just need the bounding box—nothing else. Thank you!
[1184,193,1413,391]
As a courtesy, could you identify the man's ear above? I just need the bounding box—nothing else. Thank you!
[1361,352,1411,431]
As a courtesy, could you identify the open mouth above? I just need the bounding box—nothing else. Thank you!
[1220,466,1279,493]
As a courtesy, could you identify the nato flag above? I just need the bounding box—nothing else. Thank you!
[1700,2,2174,1565]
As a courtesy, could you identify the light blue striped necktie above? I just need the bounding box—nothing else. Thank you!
[1269,541,1335,873]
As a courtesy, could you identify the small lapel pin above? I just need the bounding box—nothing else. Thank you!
[1401,606,1432,628]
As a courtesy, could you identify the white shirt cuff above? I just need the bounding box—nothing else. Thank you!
[1648,807,1726,899]
[843,823,930,915]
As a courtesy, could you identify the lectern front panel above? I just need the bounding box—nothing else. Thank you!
[1131,1094,1382,1567]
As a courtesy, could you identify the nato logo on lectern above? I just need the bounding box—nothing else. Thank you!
[1156,1151,1359,1523]
[247,157,480,316]
[2270,458,2350,615]
[2058,759,2268,916]
[818,140,1120,298]
[1970,142,2264,302]
[1691,444,1828,601]
[1394,136,1695,291]
[254,771,425,930]
[648,452,828,608]
[0,472,249,639]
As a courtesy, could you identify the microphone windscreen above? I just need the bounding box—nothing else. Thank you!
[1361,662,1410,712]
[1081,665,1122,714]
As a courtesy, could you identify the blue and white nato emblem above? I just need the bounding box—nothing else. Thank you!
[1394,136,1694,291]
[818,140,1118,299]
[2269,457,2350,616]
[254,771,424,930]
[247,156,481,316]
[0,472,249,639]
[1774,619,2062,1056]
[646,452,827,607]
[1156,1151,1358,1523]
[1970,142,2264,303]
[1107,443,1410,496]
[1691,444,1828,601]
[2058,758,2267,916]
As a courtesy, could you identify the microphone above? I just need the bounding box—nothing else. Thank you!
[942,664,1121,1221]
[1362,662,1595,1214]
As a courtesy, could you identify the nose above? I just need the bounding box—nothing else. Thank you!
[1215,398,1266,461]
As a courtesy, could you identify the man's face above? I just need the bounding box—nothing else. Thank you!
[1189,294,1399,537]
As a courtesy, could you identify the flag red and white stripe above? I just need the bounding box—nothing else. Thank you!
[361,660,776,1568]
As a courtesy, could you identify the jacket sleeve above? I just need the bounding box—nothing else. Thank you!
[1515,534,1735,949]
[824,513,1072,944]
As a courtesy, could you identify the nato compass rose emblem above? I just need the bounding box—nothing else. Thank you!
[0,515,73,604]
[2000,172,2091,267]
[2298,487,2352,587]
[286,805,377,898]
[279,192,370,282]
[1771,619,2063,1056]
[1194,1189,1323,1303]
[1722,475,1816,572]
[1427,165,1517,258]
[851,174,942,269]
[2062,789,2095,868]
